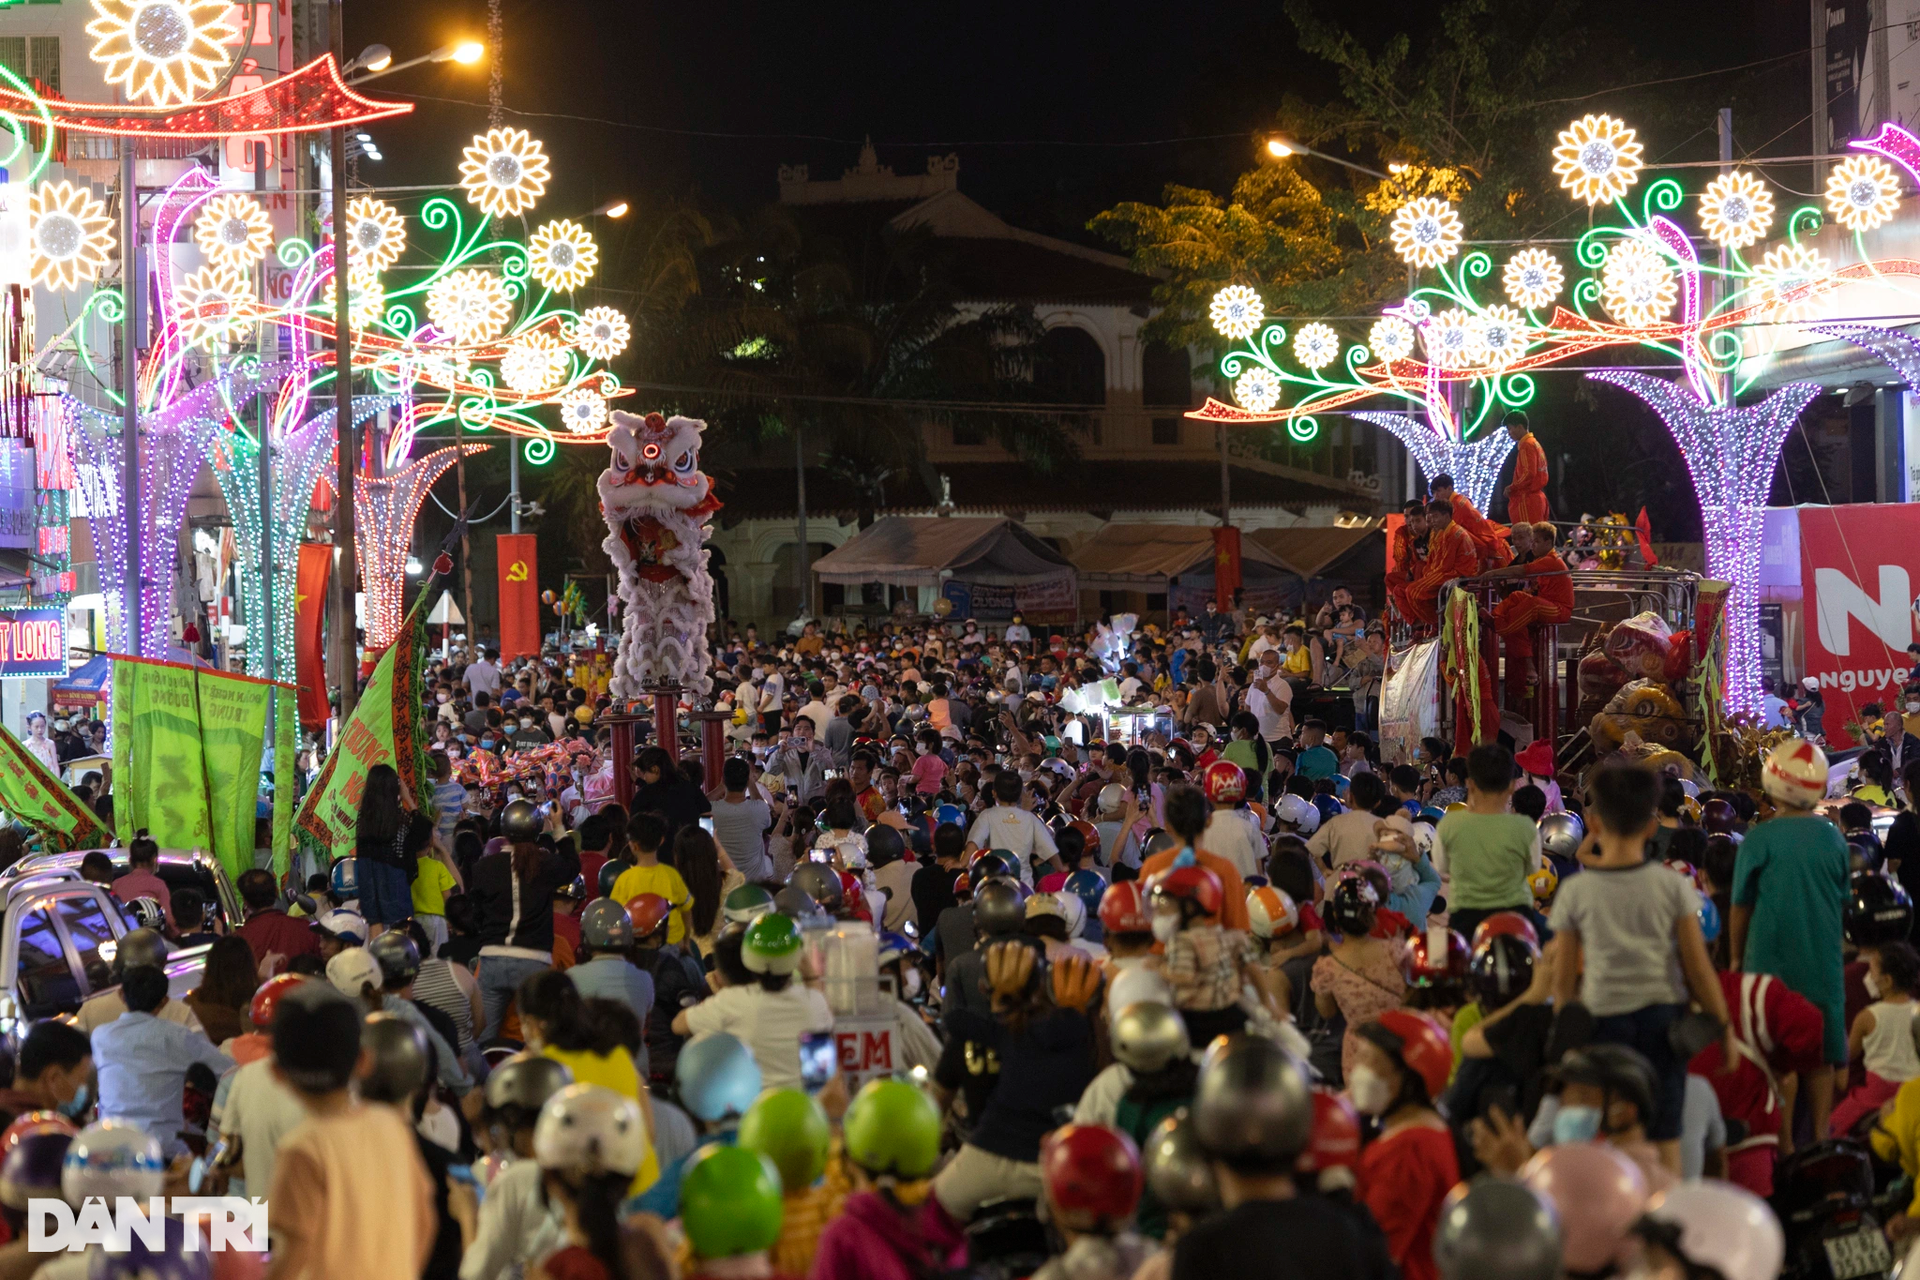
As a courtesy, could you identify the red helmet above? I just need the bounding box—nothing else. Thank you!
[1099,881,1152,935]
[1040,1124,1143,1227]
[1150,863,1223,921]
[1701,798,1738,834]
[952,871,971,897]
[1359,1009,1453,1103]
[625,893,673,937]
[1069,819,1102,862]
[0,1111,75,1156]
[250,973,307,1028]
[1402,927,1470,988]
[1470,911,1540,952]
[1303,1088,1361,1176]
[1202,760,1247,805]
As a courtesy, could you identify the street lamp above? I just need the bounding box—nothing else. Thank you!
[591,198,629,218]
[347,40,487,84]
[345,44,391,75]
[1263,134,1391,181]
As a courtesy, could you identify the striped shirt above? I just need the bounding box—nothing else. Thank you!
[411,958,474,1058]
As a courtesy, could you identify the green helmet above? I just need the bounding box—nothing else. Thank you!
[742,913,804,976]
[679,1143,784,1260]
[724,883,777,926]
[738,1088,831,1190]
[843,1079,942,1179]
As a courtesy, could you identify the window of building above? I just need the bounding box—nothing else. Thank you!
[952,422,983,447]
[1152,417,1181,446]
[29,37,59,91]
[1034,326,1106,406]
[1143,342,1191,407]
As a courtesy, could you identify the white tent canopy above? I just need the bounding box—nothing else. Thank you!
[811,516,1074,588]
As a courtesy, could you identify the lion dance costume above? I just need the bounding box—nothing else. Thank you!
[599,411,721,699]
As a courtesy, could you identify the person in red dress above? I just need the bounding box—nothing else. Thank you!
[1352,1010,1460,1280]
[1504,410,1550,524]
[1405,500,1479,628]
[1432,474,1513,570]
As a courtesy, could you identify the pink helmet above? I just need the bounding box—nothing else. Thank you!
[1518,1142,1648,1273]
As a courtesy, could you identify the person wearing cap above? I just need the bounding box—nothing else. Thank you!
[1792,675,1826,741]
[89,965,232,1159]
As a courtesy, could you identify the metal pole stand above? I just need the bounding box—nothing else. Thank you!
[691,711,731,793]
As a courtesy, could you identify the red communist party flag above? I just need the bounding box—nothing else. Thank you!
[1212,527,1243,611]
[295,543,332,729]
[497,534,540,661]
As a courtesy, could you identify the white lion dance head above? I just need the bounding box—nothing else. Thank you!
[599,410,719,699]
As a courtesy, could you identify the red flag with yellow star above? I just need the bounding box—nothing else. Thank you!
[1212,527,1242,611]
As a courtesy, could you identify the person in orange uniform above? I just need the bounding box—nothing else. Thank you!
[1386,499,1428,627]
[1431,474,1512,571]
[1405,499,1479,627]
[1503,410,1550,524]
[1493,523,1575,704]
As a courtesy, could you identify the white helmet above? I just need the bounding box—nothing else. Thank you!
[532,1084,649,1179]
[61,1120,164,1204]
[1054,892,1087,940]
[315,908,367,945]
[1638,1182,1783,1280]
[1275,793,1321,835]
[1408,820,1436,860]
[1761,738,1828,809]
[836,839,869,870]
[1247,886,1298,940]
[1096,783,1128,819]
[1106,965,1176,1025]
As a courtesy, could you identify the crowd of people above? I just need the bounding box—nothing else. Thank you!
[0,584,1909,1280]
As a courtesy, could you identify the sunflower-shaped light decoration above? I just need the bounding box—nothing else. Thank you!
[426,269,514,345]
[1502,248,1565,310]
[174,264,253,349]
[192,193,273,271]
[1368,316,1416,364]
[1753,243,1832,316]
[458,127,551,218]
[1209,285,1265,341]
[1696,171,1775,250]
[500,331,570,394]
[1292,323,1340,371]
[85,0,235,107]
[1233,366,1282,414]
[1599,239,1677,329]
[343,196,406,271]
[1389,197,1463,269]
[29,181,113,292]
[1825,154,1902,233]
[1552,114,1644,206]
[571,307,631,361]
[1422,309,1486,369]
[1477,305,1529,368]
[559,387,608,434]
[323,265,386,331]
[526,219,598,292]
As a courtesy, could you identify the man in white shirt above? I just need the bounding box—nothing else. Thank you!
[756,667,786,732]
[1307,771,1389,869]
[464,649,501,699]
[795,682,831,735]
[1247,650,1293,744]
[1247,620,1282,663]
[964,771,1056,883]
[1201,805,1266,881]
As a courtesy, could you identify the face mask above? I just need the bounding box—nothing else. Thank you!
[506,790,522,802]
[902,969,923,998]
[437,693,450,703]
[1908,702,1919,714]
[58,1081,90,1120]
[1151,913,1179,943]
[1347,1064,1393,1116]
[417,1100,461,1152]
[1867,972,1884,999]
[915,743,929,756]
[1552,1104,1604,1145]
[479,739,494,751]
[520,719,534,728]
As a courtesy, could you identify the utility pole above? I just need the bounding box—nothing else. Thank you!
[1217,423,1230,528]
[794,427,808,619]
[118,139,140,658]
[328,0,358,722]
[509,441,520,533]
[255,141,273,682]
[455,445,473,652]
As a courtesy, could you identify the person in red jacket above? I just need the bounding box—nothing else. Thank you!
[1352,1011,1459,1280]
[1687,969,1825,1196]
[1405,500,1479,627]
[1432,474,1512,570]
[1492,523,1576,702]
[1504,411,1550,524]
[1386,500,1428,628]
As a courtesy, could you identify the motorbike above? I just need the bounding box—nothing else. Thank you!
[1775,1140,1895,1280]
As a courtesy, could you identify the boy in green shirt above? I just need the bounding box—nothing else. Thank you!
[1434,743,1541,942]
[1731,737,1849,1141]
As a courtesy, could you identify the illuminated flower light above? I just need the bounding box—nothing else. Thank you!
[192,193,273,271]
[1696,170,1774,250]
[1552,114,1644,206]
[410,348,473,388]
[559,387,608,434]
[85,0,234,107]
[1825,154,1902,232]
[426,269,513,345]
[1368,316,1416,363]
[1292,323,1340,370]
[1422,309,1486,369]
[571,307,630,361]
[1209,285,1265,341]
[1233,366,1282,413]
[323,266,386,331]
[1478,304,1529,367]
[175,264,253,348]
[458,127,551,218]
[1502,248,1565,310]
[1599,239,1677,329]
[1754,243,1832,317]
[344,196,407,271]
[526,218,599,293]
[1389,197,1463,268]
[29,181,113,292]
[500,331,570,393]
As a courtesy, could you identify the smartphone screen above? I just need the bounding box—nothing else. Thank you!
[799,1031,838,1093]
[699,816,715,836]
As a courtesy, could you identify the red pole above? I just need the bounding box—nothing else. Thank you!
[607,715,640,809]
[649,684,683,762]
[692,711,730,793]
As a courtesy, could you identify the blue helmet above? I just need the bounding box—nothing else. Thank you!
[1418,806,1447,825]
[1062,868,1107,918]
[876,931,920,967]
[330,857,359,900]
[1310,794,1345,825]
[934,803,965,829]
[675,1033,763,1123]
[1696,891,1722,944]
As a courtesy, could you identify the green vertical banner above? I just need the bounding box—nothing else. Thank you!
[196,669,272,883]
[111,659,136,845]
[272,689,295,876]
[128,658,212,852]
[0,724,112,850]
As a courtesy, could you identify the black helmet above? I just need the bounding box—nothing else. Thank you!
[1192,1035,1312,1169]
[1552,1043,1656,1129]
[1468,934,1538,1011]
[1847,870,1912,947]
[973,877,1025,936]
[368,932,421,988]
[789,863,844,911]
[597,855,633,898]
[484,1053,572,1120]
[556,874,589,903]
[866,825,905,868]
[500,799,542,841]
[773,884,826,923]
[1325,872,1379,936]
[579,898,634,949]
[359,1013,430,1105]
